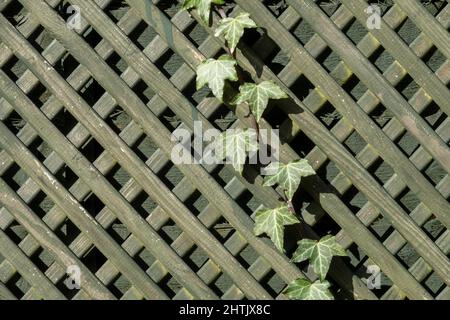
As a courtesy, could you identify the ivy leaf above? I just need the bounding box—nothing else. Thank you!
[284,279,334,300]
[196,55,238,101]
[253,205,300,252]
[291,235,347,281]
[214,12,257,53]
[182,0,225,24]
[263,159,315,201]
[215,128,258,174]
[232,81,288,122]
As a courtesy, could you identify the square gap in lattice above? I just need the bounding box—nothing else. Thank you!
[210,216,235,243]
[315,101,342,129]
[183,190,209,217]
[5,272,31,299]
[422,216,445,242]
[154,48,185,80]
[29,247,56,275]
[104,163,133,193]
[288,129,317,158]
[341,185,369,215]
[184,20,210,48]
[130,191,158,220]
[367,103,395,128]
[1,54,28,85]
[342,17,368,46]
[80,245,108,274]
[317,0,342,17]
[396,187,421,213]
[48,107,79,136]
[158,273,183,299]
[108,273,133,299]
[367,158,395,186]
[395,17,422,46]
[291,17,316,46]
[158,219,183,244]
[342,129,367,157]
[4,220,28,245]
[367,45,396,75]
[104,0,131,24]
[421,46,447,73]
[395,241,422,270]
[423,160,447,187]
[341,73,369,101]
[26,189,55,220]
[78,77,108,107]
[107,219,131,245]
[80,191,106,218]
[420,101,447,130]
[55,217,83,245]
[394,129,421,158]
[264,0,289,18]
[368,215,395,242]
[155,0,182,18]
[259,269,286,298]
[27,25,55,55]
[421,0,448,15]
[1,0,26,25]
[78,135,105,163]
[396,74,421,101]
[422,270,447,298]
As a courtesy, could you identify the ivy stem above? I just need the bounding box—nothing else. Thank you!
[283,189,296,215]
[214,5,260,143]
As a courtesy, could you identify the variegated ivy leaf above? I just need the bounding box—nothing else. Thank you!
[263,159,315,201]
[291,235,347,281]
[215,128,258,174]
[284,279,334,300]
[253,205,300,252]
[196,55,238,101]
[232,81,288,122]
[214,12,257,53]
[182,0,225,24]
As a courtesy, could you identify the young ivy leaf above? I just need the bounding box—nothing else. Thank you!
[263,159,315,201]
[232,81,288,123]
[182,0,225,25]
[291,235,347,281]
[215,128,258,174]
[253,205,300,252]
[214,12,257,53]
[284,279,334,300]
[196,55,238,101]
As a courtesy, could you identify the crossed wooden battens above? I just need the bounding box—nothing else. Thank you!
[0,0,449,300]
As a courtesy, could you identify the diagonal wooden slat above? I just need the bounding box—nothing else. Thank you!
[0,0,447,300]
[0,1,275,299]
[236,0,450,289]
[14,0,306,292]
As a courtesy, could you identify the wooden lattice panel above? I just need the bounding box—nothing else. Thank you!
[0,0,448,300]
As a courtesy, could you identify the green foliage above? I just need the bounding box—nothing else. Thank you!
[263,159,316,201]
[196,55,238,101]
[182,0,225,24]
[180,2,342,300]
[284,279,334,300]
[253,205,300,252]
[215,128,258,174]
[232,81,288,122]
[215,12,257,53]
[292,235,347,280]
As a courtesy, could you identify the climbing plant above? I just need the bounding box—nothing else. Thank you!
[181,0,346,300]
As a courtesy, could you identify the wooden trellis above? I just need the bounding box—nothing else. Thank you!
[0,0,448,300]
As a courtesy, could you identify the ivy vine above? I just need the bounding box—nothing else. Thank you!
[181,0,346,300]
